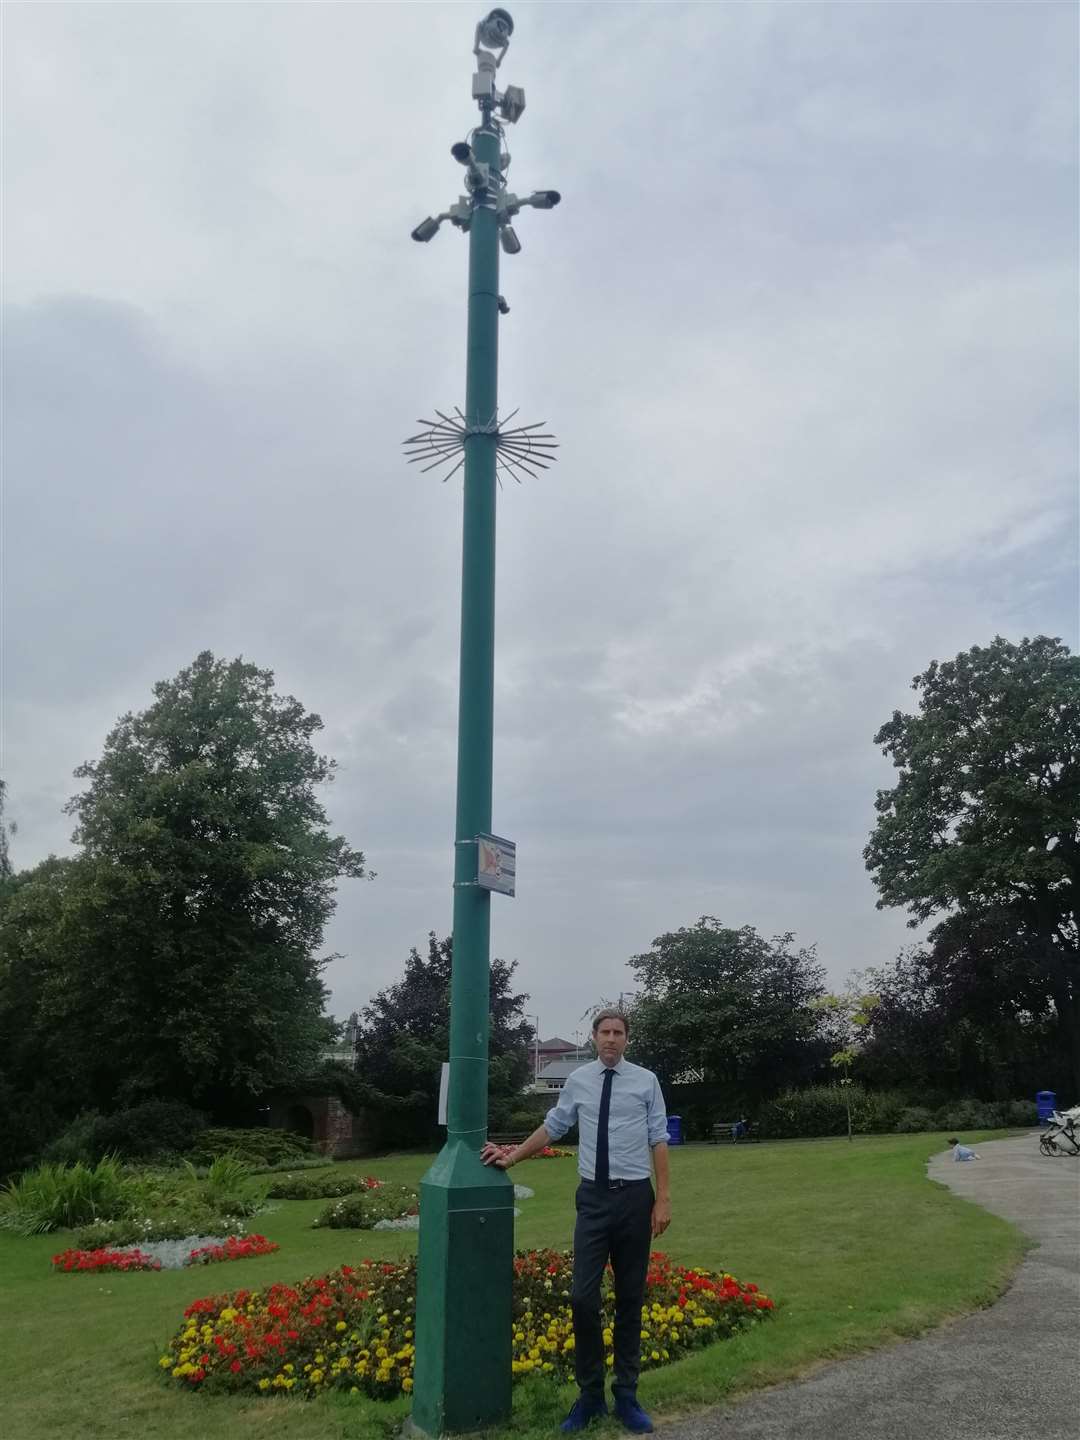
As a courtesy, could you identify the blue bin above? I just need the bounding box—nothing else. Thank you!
[1036,1090,1056,1125]
[666,1115,683,1146]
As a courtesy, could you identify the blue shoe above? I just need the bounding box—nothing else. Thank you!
[561,1397,609,1432]
[613,1396,654,1434]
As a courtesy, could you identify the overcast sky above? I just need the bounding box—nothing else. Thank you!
[4,2,1077,1045]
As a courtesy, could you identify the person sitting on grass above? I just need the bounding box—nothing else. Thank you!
[948,1137,980,1161]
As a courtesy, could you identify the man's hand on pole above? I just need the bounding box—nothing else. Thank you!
[480,1142,516,1168]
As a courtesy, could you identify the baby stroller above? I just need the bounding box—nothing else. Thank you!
[1039,1104,1080,1157]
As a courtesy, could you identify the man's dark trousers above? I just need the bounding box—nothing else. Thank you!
[571,1179,654,1403]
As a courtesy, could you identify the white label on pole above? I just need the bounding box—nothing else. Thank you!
[438,1062,449,1126]
[477,832,516,896]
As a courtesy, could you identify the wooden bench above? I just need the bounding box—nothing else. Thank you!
[488,1132,529,1147]
[711,1122,761,1144]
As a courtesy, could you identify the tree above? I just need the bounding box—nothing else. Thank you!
[0,779,15,883]
[351,932,533,1146]
[811,987,879,1140]
[0,651,367,1123]
[865,636,1080,1090]
[859,923,1067,1099]
[625,919,829,1106]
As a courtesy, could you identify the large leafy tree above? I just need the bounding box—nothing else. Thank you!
[859,925,1064,1099]
[0,652,367,1125]
[626,919,828,1104]
[864,636,1080,1091]
[351,933,533,1145]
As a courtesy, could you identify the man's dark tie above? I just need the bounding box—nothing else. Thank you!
[594,1067,615,1186]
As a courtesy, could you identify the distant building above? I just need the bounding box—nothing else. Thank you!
[535,1036,580,1061]
[531,1054,591,1092]
[319,1011,360,1068]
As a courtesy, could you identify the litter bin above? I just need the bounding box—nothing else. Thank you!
[1036,1091,1056,1125]
[666,1115,683,1146]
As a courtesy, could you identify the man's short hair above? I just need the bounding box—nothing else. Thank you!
[591,1008,630,1036]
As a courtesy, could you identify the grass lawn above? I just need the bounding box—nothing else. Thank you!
[0,1132,1026,1439]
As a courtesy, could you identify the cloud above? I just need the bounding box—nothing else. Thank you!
[3,2,1076,1035]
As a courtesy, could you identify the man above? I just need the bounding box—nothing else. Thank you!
[482,1009,671,1434]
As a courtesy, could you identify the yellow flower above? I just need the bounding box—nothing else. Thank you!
[336,1321,347,1332]
[257,1378,271,1391]
[403,1378,414,1392]
[159,1356,172,1369]
[310,1369,325,1385]
[651,1351,660,1361]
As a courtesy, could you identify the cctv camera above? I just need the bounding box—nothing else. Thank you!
[451,142,473,166]
[477,8,514,50]
[500,225,521,255]
[411,217,441,243]
[527,190,560,209]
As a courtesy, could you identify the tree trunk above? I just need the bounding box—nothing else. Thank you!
[1052,986,1080,1097]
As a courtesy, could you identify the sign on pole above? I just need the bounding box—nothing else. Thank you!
[477,832,516,896]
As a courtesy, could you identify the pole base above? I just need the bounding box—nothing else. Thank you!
[410,1139,515,1435]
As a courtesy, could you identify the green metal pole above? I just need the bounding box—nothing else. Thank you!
[411,117,515,1437]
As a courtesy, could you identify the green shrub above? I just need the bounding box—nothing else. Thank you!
[507,1109,547,1133]
[268,1171,371,1200]
[43,1102,208,1165]
[1002,1099,1038,1126]
[757,1086,854,1139]
[39,1111,107,1167]
[74,1203,231,1248]
[183,1155,268,1217]
[250,1156,333,1176]
[863,1090,908,1133]
[894,1106,935,1133]
[759,1088,1038,1139]
[312,1184,417,1229]
[187,1127,316,1167]
[0,1157,134,1234]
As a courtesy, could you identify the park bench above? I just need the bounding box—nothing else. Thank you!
[711,1121,761,1145]
[488,1132,529,1147]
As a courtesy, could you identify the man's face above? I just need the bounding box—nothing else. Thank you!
[594,1018,628,1067]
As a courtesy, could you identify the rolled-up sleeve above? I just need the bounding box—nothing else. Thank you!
[544,1075,580,1141]
[647,1074,669,1147]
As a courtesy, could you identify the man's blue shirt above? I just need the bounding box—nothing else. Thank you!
[544,1058,668,1181]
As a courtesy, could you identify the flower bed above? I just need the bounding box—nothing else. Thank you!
[188,1235,280,1265]
[54,1234,278,1272]
[531,1146,573,1159]
[160,1250,774,1398]
[311,1185,418,1230]
[54,1246,162,1273]
[268,1173,383,1201]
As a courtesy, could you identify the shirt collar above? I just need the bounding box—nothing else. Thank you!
[595,1057,628,1075]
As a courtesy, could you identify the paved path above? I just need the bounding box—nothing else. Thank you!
[660,1134,1080,1440]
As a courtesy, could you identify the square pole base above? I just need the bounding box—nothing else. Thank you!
[410,1139,515,1436]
